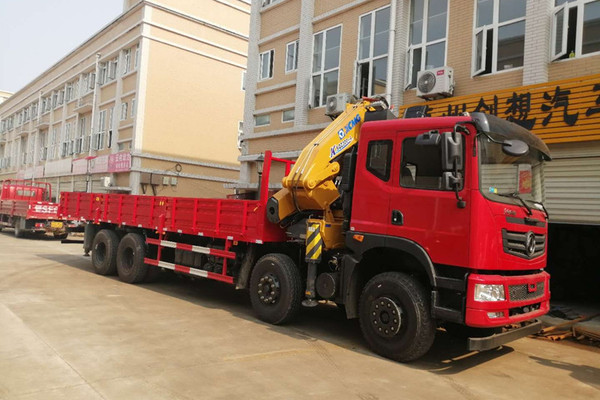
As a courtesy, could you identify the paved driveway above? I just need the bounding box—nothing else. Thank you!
[0,231,598,399]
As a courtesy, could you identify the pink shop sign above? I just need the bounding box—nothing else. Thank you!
[108,152,131,173]
[89,155,109,174]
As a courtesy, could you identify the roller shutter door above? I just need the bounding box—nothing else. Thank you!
[544,142,600,225]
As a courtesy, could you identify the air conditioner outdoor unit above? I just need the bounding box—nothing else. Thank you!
[101,176,113,188]
[416,66,454,99]
[325,93,353,117]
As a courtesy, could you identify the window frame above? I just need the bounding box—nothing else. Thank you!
[471,0,527,76]
[255,114,271,127]
[259,49,275,81]
[405,0,449,89]
[310,24,343,108]
[356,5,392,97]
[366,139,393,182]
[282,109,295,123]
[285,40,299,73]
[551,0,600,60]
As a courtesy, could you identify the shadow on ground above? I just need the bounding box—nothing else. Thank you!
[39,251,515,374]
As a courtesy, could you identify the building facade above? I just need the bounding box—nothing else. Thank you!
[0,91,11,105]
[240,0,600,299]
[0,0,250,199]
[240,0,600,224]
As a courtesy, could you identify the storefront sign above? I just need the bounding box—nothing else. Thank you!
[72,158,88,175]
[108,152,131,172]
[89,155,109,174]
[398,74,600,144]
[44,158,72,177]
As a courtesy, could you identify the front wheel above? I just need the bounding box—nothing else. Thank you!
[249,253,302,325]
[359,272,435,362]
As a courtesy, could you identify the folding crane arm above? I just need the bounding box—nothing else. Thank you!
[266,98,388,224]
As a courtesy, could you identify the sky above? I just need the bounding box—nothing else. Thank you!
[0,0,123,93]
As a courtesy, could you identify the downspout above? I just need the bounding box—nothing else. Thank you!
[386,0,397,109]
[88,53,101,192]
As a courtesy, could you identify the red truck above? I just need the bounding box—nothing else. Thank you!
[59,100,551,361]
[0,180,68,238]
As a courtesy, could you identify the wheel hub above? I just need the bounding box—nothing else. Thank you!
[370,297,402,338]
[257,273,280,304]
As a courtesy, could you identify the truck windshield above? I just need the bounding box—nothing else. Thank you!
[478,136,543,206]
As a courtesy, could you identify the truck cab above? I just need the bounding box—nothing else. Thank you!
[342,113,550,357]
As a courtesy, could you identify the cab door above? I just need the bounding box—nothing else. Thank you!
[387,130,471,267]
[350,134,397,236]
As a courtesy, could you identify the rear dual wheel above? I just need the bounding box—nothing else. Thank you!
[92,229,119,275]
[116,233,149,283]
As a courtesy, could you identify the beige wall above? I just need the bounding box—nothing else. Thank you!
[142,40,243,165]
[260,1,301,38]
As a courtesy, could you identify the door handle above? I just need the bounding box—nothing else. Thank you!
[391,210,404,226]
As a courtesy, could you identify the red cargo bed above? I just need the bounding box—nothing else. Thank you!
[59,152,289,244]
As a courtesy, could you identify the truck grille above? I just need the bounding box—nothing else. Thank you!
[501,229,545,259]
[508,281,545,302]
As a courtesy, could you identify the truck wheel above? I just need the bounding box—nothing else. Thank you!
[14,220,25,238]
[53,232,69,240]
[359,272,435,362]
[92,229,119,275]
[249,253,302,325]
[116,233,148,283]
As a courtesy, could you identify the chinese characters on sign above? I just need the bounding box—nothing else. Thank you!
[108,152,131,173]
[400,77,600,143]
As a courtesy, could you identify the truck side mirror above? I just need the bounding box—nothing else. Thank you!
[441,131,466,209]
[502,139,529,157]
[441,131,463,171]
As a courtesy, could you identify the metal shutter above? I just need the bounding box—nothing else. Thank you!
[544,142,600,225]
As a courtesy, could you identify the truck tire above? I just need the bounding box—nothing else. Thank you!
[359,272,435,362]
[249,253,302,325]
[53,232,69,240]
[92,229,119,275]
[14,219,25,238]
[116,233,149,283]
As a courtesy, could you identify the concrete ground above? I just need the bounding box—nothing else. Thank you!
[0,231,599,400]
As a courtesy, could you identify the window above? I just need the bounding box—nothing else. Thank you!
[99,62,108,84]
[311,25,342,107]
[357,6,391,97]
[259,49,274,80]
[400,137,451,190]
[49,128,59,160]
[122,48,131,75]
[66,83,73,102]
[255,114,270,126]
[61,123,73,157]
[131,98,136,117]
[262,0,280,7]
[93,110,107,150]
[366,140,393,181]
[134,44,140,69]
[121,102,128,120]
[406,0,448,88]
[282,109,295,122]
[473,0,526,76]
[286,40,299,73]
[241,70,246,91]
[75,117,87,154]
[553,0,600,60]
[108,107,114,148]
[39,131,48,161]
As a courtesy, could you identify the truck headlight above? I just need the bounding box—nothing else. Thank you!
[474,284,505,302]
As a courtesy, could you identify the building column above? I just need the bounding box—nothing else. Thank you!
[239,0,262,185]
[522,0,553,86]
[294,0,315,127]
[391,0,410,109]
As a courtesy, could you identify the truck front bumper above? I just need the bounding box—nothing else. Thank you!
[468,320,542,351]
[465,271,550,328]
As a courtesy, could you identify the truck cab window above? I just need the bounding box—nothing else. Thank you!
[400,137,444,190]
[366,140,392,181]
